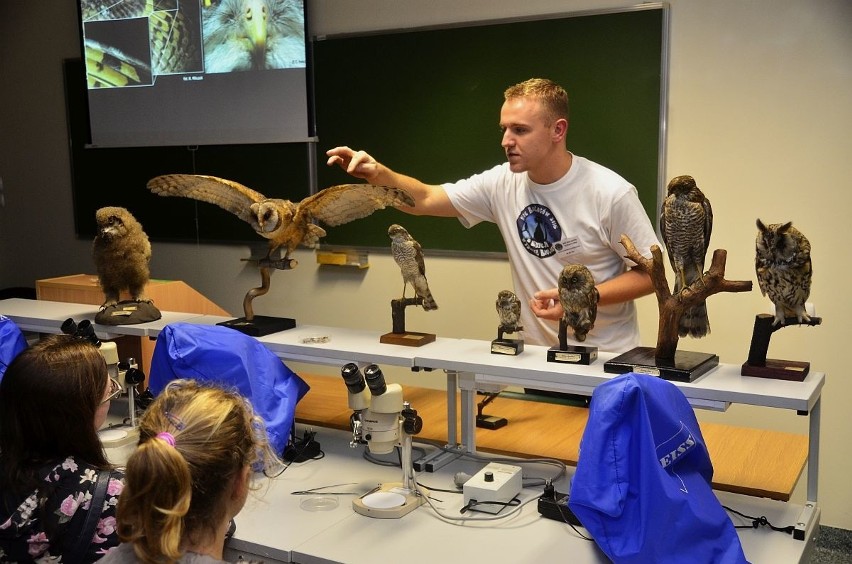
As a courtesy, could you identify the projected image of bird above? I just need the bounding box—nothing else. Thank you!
[558,264,599,342]
[496,290,522,332]
[147,174,414,261]
[81,0,201,87]
[388,224,438,311]
[202,0,306,73]
[755,219,813,326]
[660,175,713,338]
[93,207,152,308]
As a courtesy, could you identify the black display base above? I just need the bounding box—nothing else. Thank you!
[217,316,296,337]
[604,346,719,382]
[547,345,598,365]
[741,359,810,381]
[379,331,436,347]
[491,338,524,355]
[95,300,161,325]
[476,414,508,429]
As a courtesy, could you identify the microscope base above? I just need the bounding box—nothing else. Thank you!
[352,482,426,519]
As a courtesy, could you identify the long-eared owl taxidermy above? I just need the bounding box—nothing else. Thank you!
[660,175,713,338]
[92,206,152,308]
[147,174,414,261]
[755,219,812,326]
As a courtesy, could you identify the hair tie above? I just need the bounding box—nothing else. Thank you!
[156,432,176,447]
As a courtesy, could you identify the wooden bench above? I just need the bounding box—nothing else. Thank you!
[294,373,807,501]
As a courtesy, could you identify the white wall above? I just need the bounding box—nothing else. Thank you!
[1,0,850,529]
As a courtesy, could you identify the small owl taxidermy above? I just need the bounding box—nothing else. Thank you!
[558,264,599,342]
[496,290,523,332]
[755,219,813,326]
[388,224,438,311]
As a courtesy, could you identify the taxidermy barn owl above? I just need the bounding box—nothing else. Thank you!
[388,224,438,311]
[755,219,812,326]
[147,174,414,260]
[558,264,599,342]
[92,206,152,308]
[659,175,713,338]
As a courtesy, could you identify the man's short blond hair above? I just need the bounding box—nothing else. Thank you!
[504,78,569,124]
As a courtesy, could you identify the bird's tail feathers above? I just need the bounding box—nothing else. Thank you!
[419,291,438,311]
[678,300,710,338]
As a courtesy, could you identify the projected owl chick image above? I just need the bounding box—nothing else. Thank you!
[202,0,307,73]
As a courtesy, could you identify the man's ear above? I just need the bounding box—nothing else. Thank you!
[553,118,568,141]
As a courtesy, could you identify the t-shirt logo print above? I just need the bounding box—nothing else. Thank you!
[516,204,562,258]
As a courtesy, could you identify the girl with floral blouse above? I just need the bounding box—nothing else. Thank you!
[0,334,125,561]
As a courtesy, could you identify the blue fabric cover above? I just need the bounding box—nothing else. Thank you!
[0,316,27,382]
[148,323,309,454]
[568,373,747,564]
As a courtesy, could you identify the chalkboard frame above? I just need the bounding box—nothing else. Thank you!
[313,3,670,257]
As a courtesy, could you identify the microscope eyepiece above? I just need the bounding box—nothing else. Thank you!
[341,363,366,394]
[364,364,387,396]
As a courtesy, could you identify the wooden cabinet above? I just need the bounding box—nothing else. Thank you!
[36,274,231,375]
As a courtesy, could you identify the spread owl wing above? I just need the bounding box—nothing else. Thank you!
[297,184,415,227]
[147,174,266,224]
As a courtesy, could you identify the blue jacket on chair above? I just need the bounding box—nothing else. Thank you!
[568,373,748,563]
[149,323,310,454]
[0,316,27,383]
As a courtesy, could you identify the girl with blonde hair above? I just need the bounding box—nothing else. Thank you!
[102,379,280,563]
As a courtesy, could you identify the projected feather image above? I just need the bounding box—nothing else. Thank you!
[202,0,306,73]
[81,0,202,88]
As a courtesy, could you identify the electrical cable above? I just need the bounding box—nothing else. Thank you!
[723,505,795,535]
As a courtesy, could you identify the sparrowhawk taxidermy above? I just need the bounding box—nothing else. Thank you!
[660,175,713,338]
[388,224,438,311]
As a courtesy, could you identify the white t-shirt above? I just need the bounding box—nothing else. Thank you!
[443,154,660,352]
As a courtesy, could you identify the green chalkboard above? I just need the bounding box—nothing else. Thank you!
[314,5,667,255]
[63,58,311,244]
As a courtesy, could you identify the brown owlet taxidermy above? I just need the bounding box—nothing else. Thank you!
[659,175,713,338]
[93,206,152,308]
[558,264,599,342]
[147,174,414,261]
[755,219,812,326]
[496,290,523,333]
[388,224,437,311]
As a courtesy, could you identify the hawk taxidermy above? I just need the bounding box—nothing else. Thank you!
[755,219,812,326]
[92,206,152,308]
[146,174,414,260]
[558,264,599,342]
[496,290,523,333]
[202,0,306,73]
[388,224,438,311]
[660,175,713,338]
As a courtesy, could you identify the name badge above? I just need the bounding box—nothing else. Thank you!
[551,236,581,259]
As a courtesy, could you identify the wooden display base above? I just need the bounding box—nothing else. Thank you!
[741,359,810,382]
[218,316,296,337]
[547,345,597,365]
[380,331,436,347]
[491,339,524,355]
[604,346,719,382]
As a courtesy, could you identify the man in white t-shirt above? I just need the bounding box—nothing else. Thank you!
[327,78,659,352]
